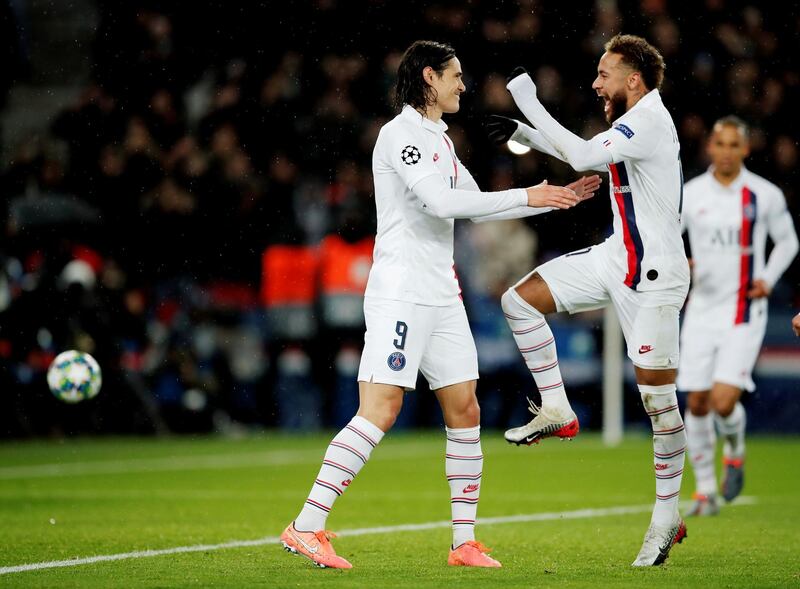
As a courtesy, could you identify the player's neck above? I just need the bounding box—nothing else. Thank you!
[712,166,742,187]
[418,105,443,123]
[625,88,648,111]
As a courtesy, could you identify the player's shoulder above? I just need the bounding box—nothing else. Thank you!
[377,112,427,150]
[612,109,654,138]
[681,171,713,206]
[743,168,784,199]
[683,170,713,193]
[611,102,668,146]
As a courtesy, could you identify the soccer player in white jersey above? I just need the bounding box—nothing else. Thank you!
[280,40,600,570]
[678,116,798,516]
[487,34,689,566]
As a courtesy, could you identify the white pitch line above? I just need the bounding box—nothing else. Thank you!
[0,496,757,576]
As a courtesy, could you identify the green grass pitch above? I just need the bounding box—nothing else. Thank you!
[0,432,798,588]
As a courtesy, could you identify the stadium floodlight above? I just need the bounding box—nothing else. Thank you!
[507,140,531,155]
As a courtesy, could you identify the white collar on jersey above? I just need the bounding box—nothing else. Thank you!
[612,88,661,124]
[401,104,449,133]
[707,164,750,190]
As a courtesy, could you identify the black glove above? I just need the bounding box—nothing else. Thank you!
[507,66,529,84]
[486,114,518,145]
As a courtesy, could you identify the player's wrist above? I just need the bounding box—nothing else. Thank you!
[506,72,537,99]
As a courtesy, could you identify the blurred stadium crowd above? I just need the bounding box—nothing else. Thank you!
[1,0,798,436]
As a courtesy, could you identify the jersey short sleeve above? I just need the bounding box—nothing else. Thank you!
[378,124,440,190]
[598,109,663,163]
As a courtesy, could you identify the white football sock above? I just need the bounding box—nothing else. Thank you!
[294,416,384,531]
[501,288,571,412]
[640,384,685,527]
[685,410,718,496]
[715,401,746,459]
[445,425,482,548]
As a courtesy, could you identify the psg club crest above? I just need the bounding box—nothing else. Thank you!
[743,203,756,220]
[387,351,406,371]
[401,145,421,165]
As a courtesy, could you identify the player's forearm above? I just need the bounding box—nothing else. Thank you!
[461,175,556,221]
[761,227,799,288]
[508,76,610,171]
[470,205,555,223]
[413,174,528,219]
[511,123,567,162]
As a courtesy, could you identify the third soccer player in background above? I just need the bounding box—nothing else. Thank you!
[678,116,798,516]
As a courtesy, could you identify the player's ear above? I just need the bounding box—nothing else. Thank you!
[627,71,641,91]
[422,66,435,86]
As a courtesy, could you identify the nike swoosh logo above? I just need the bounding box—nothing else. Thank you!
[290,530,319,554]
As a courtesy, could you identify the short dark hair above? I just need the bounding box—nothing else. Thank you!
[605,34,665,91]
[713,115,750,139]
[394,40,456,111]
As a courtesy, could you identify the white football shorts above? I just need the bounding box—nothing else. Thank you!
[529,241,688,369]
[357,297,479,390]
[677,302,767,392]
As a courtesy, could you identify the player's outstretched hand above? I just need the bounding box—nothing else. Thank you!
[566,175,602,202]
[486,115,519,144]
[526,180,579,209]
[792,313,800,337]
[747,279,771,299]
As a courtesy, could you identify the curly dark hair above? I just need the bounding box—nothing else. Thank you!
[394,40,456,111]
[605,34,666,91]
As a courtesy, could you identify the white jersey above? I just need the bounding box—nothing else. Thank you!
[367,105,527,306]
[508,81,689,293]
[682,166,799,326]
[595,90,689,293]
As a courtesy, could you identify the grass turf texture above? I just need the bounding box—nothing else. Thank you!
[0,433,798,588]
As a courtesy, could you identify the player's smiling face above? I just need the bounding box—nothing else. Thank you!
[429,57,465,114]
[592,52,632,124]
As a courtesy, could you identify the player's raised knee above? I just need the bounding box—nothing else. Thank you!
[686,391,711,415]
[500,287,519,314]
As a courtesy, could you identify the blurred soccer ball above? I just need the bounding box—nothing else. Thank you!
[46,351,102,404]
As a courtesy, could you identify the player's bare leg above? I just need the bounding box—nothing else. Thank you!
[710,382,746,502]
[435,381,501,568]
[502,273,579,445]
[356,381,405,432]
[685,390,720,516]
[632,367,687,566]
[282,382,402,568]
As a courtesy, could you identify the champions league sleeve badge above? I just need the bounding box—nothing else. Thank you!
[387,351,406,371]
[400,145,422,165]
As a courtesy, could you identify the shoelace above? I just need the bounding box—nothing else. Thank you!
[464,540,493,554]
[641,525,661,547]
[526,397,541,417]
[313,530,337,545]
